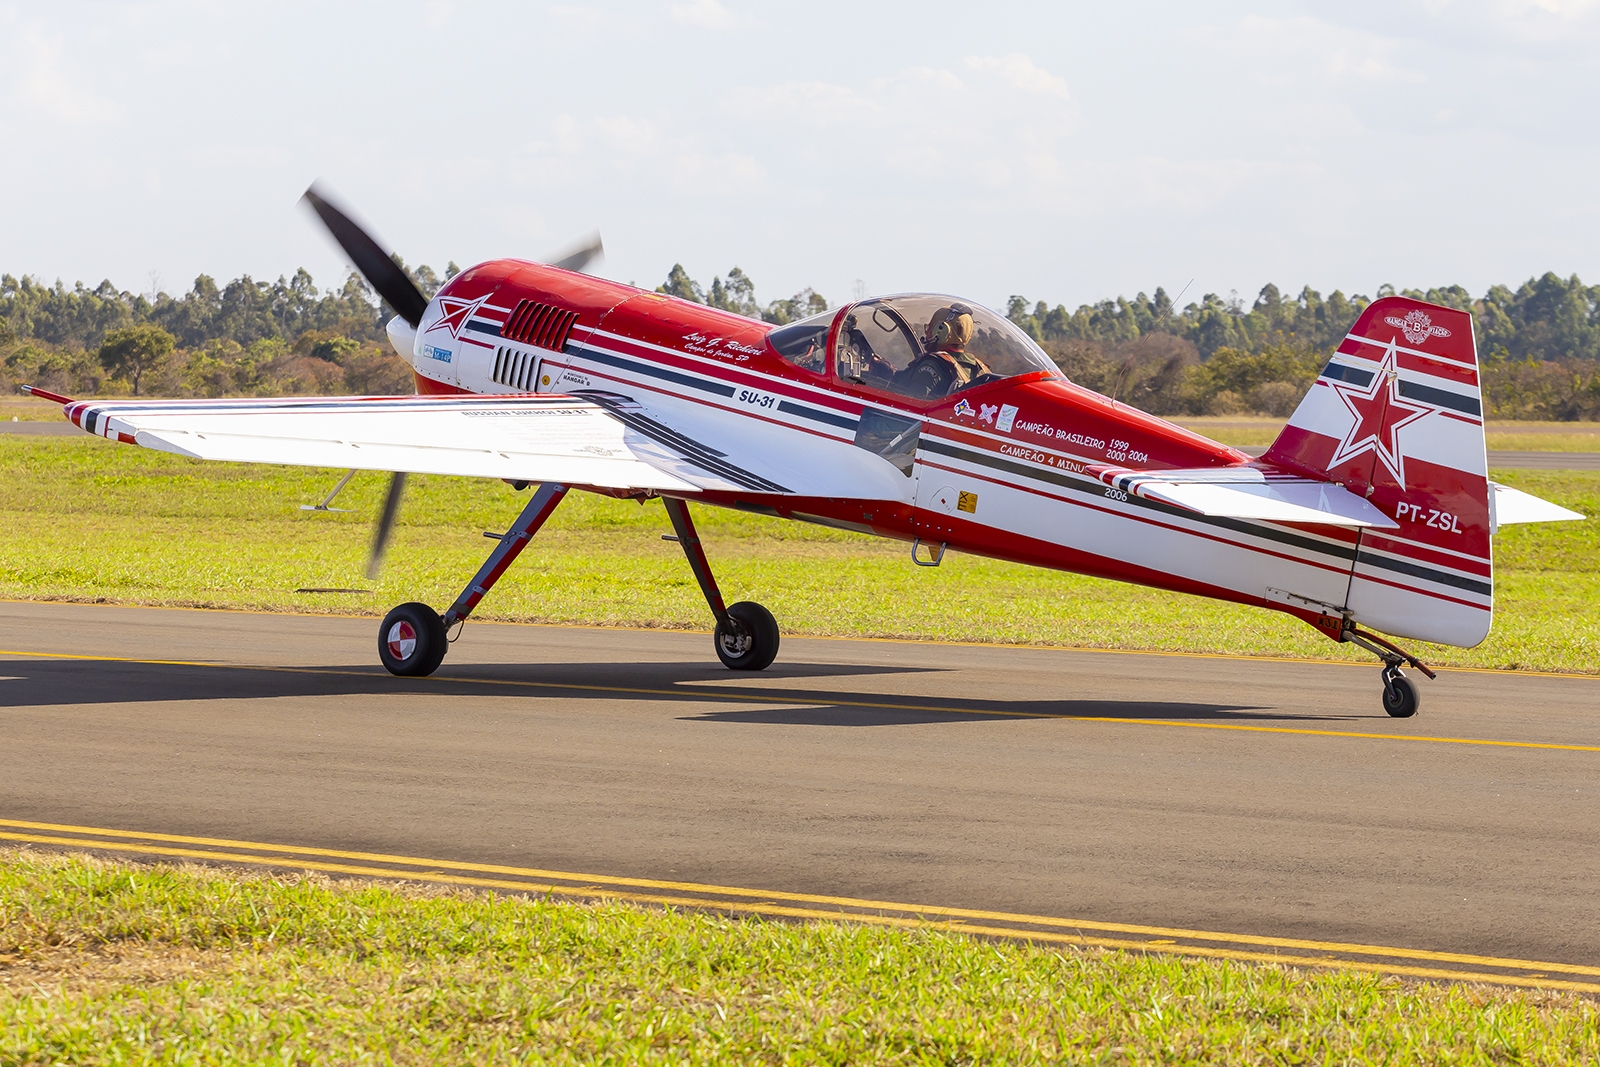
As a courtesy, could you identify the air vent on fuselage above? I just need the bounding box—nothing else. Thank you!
[491,346,542,392]
[502,299,579,350]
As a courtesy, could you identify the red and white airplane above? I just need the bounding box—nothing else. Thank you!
[25,189,1582,717]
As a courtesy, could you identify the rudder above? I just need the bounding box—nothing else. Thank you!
[1262,297,1491,647]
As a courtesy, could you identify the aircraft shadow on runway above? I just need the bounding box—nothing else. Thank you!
[0,657,1368,725]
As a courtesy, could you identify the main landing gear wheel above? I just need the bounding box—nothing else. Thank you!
[1381,667,1421,718]
[379,602,448,677]
[715,601,780,671]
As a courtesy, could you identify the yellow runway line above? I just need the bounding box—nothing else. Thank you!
[3,648,1599,754]
[4,820,1597,994]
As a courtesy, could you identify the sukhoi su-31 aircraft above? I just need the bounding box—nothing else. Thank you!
[25,188,1583,717]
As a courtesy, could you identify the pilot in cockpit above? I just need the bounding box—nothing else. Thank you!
[896,303,992,400]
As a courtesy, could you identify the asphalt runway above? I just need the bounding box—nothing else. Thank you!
[3,600,1598,988]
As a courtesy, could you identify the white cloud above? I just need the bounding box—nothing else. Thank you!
[1,26,125,124]
[666,0,753,31]
[963,53,1071,99]
[1210,15,1425,86]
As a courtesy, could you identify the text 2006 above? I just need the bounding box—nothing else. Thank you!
[737,389,777,410]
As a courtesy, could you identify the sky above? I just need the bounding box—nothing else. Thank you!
[3,0,1599,314]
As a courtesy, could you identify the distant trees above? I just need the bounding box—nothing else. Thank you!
[1007,273,1600,420]
[5,261,1598,418]
[98,324,175,396]
[657,264,829,325]
[0,264,440,400]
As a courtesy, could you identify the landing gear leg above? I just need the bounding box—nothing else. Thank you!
[662,497,779,671]
[377,482,568,677]
[1338,622,1436,718]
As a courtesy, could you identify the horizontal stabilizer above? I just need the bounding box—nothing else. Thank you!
[1092,465,1399,528]
[1490,482,1584,530]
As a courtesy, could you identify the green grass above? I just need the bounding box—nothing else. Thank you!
[1171,417,1600,451]
[0,435,1595,673]
[2,851,1596,1065]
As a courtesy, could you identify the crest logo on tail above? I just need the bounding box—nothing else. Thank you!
[1383,309,1452,346]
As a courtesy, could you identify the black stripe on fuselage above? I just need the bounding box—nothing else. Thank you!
[923,436,1487,595]
[1354,550,1491,595]
[921,435,1491,598]
[778,399,858,431]
[573,340,860,434]
[919,437,1358,565]
[570,342,737,398]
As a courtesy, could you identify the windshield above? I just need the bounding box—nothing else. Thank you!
[766,309,834,374]
[834,294,1058,401]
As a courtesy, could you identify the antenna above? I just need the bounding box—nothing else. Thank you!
[1110,277,1192,405]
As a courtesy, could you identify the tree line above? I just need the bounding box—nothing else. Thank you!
[1005,273,1600,420]
[4,264,1597,420]
[0,262,450,400]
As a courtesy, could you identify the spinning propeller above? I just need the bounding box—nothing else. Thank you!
[299,183,604,579]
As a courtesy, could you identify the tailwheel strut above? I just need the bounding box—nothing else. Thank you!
[377,482,568,677]
[662,497,779,671]
[1338,621,1436,719]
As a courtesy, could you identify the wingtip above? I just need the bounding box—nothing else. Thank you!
[20,385,75,404]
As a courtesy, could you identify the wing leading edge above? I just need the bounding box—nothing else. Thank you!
[56,394,711,492]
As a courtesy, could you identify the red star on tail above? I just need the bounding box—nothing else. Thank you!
[1328,341,1431,489]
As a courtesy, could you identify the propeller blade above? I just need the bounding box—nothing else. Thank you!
[366,472,408,580]
[547,232,605,274]
[302,185,429,328]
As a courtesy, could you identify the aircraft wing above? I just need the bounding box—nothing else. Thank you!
[1090,465,1400,529]
[45,393,802,494]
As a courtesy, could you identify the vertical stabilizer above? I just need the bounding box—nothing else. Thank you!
[1262,297,1491,647]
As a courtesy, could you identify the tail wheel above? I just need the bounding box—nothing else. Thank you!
[379,602,448,677]
[715,601,780,671]
[1382,670,1420,718]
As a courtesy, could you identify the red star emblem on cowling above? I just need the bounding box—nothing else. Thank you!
[424,295,485,338]
[1328,340,1431,489]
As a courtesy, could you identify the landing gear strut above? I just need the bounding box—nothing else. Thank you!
[376,487,779,676]
[376,482,568,677]
[1338,622,1436,718]
[663,497,780,671]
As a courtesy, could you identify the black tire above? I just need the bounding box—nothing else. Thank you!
[1382,673,1420,718]
[715,601,780,671]
[378,602,448,677]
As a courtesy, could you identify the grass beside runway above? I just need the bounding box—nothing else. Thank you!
[0,435,1595,673]
[1174,416,1600,452]
[2,851,1597,1065]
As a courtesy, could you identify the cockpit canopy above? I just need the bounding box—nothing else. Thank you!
[767,294,1061,402]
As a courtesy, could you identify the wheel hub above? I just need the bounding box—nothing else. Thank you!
[718,624,752,658]
[386,620,417,661]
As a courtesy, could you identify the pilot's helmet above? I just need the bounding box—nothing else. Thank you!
[925,304,975,351]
